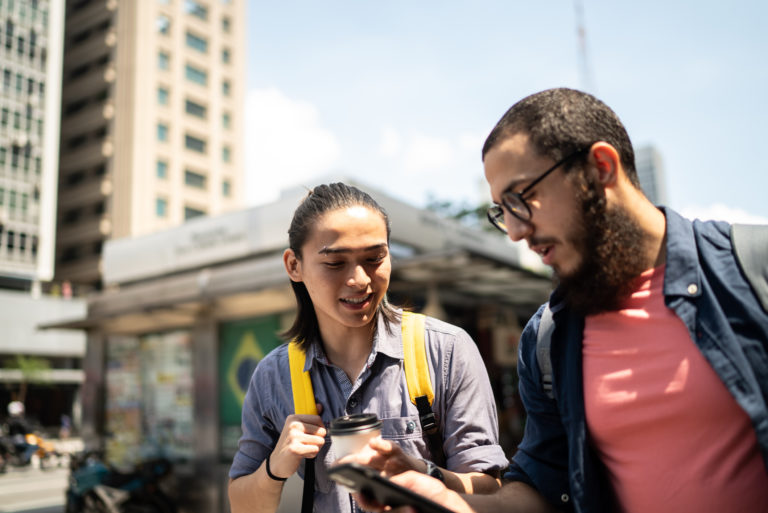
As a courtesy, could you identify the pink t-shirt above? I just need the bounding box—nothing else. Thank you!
[583,265,768,513]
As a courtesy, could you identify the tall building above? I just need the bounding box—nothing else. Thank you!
[635,144,667,206]
[0,0,64,289]
[56,0,245,291]
[0,0,85,433]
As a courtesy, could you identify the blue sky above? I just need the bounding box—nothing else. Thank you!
[243,0,768,223]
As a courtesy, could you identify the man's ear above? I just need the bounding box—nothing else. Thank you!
[589,142,620,187]
[283,249,302,282]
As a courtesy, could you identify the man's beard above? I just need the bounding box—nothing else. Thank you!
[556,176,649,316]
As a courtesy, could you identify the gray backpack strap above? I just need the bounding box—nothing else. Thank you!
[536,303,555,400]
[731,224,768,314]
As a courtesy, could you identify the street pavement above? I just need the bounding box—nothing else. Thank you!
[0,465,68,513]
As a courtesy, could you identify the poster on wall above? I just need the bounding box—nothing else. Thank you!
[219,315,283,458]
[105,331,194,467]
[105,336,142,466]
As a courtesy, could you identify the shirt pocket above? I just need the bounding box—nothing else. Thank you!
[380,415,430,458]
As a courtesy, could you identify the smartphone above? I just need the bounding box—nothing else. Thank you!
[328,462,455,513]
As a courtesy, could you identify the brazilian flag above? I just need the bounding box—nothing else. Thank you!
[219,315,283,455]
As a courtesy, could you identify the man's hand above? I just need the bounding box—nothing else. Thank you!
[339,437,423,477]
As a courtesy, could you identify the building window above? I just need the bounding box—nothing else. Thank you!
[185,99,206,118]
[185,64,207,86]
[222,145,230,162]
[157,15,171,34]
[0,148,5,166]
[221,47,230,63]
[222,79,230,96]
[222,16,230,32]
[184,206,205,220]
[156,160,168,179]
[184,169,207,189]
[156,197,168,217]
[7,231,15,250]
[158,51,170,70]
[222,179,231,197]
[157,123,169,142]
[9,190,17,209]
[222,112,230,129]
[0,187,4,205]
[184,134,206,153]
[184,0,208,20]
[157,86,169,105]
[185,31,207,53]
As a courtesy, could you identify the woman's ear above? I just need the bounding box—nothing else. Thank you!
[283,249,302,282]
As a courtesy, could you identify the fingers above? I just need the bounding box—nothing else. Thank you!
[270,414,328,477]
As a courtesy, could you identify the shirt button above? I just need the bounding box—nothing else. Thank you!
[560,493,569,503]
[406,421,416,433]
[687,283,698,295]
[348,397,358,409]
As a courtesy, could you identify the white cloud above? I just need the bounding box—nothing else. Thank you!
[378,126,403,158]
[403,134,455,174]
[244,88,341,205]
[680,203,768,224]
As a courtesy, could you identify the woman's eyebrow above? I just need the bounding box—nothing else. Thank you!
[318,243,388,255]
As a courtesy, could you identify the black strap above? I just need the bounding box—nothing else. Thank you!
[301,457,315,513]
[415,395,445,467]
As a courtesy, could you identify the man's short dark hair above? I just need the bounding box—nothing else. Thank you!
[482,88,640,188]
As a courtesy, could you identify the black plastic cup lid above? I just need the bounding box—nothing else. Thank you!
[329,413,382,435]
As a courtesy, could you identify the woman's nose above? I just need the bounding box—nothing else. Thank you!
[347,265,371,287]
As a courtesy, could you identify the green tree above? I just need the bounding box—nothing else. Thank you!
[426,196,499,233]
[3,355,51,404]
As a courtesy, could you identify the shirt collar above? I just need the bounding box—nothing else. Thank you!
[660,207,703,299]
[302,308,405,372]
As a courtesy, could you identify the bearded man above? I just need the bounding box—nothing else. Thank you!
[375,88,768,513]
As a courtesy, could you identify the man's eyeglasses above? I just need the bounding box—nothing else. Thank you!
[486,148,589,234]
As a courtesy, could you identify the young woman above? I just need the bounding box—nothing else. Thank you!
[228,183,507,513]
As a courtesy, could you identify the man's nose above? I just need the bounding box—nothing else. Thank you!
[505,211,532,242]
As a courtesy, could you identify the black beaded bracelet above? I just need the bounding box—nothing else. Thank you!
[265,453,288,482]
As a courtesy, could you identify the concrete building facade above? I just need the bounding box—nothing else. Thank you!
[0,0,64,287]
[55,0,245,291]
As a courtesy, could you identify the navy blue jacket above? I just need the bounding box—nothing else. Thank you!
[505,208,768,512]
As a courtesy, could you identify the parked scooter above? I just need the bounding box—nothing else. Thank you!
[65,450,176,513]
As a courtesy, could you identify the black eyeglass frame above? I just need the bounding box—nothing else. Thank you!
[487,147,590,234]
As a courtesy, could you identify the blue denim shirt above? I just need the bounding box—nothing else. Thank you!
[231,310,508,513]
[505,208,768,512]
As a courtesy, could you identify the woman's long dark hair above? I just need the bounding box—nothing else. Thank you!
[282,183,399,349]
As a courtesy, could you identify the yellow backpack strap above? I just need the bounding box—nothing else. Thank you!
[402,311,434,405]
[287,340,318,513]
[401,312,444,466]
[288,340,318,415]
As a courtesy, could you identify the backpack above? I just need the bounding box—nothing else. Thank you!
[287,311,444,513]
[536,223,768,400]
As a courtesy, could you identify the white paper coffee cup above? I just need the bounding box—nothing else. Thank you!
[329,413,382,459]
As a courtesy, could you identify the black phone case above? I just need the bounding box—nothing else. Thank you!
[328,462,455,513]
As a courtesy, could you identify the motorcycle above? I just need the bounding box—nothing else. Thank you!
[0,431,60,471]
[65,450,176,513]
